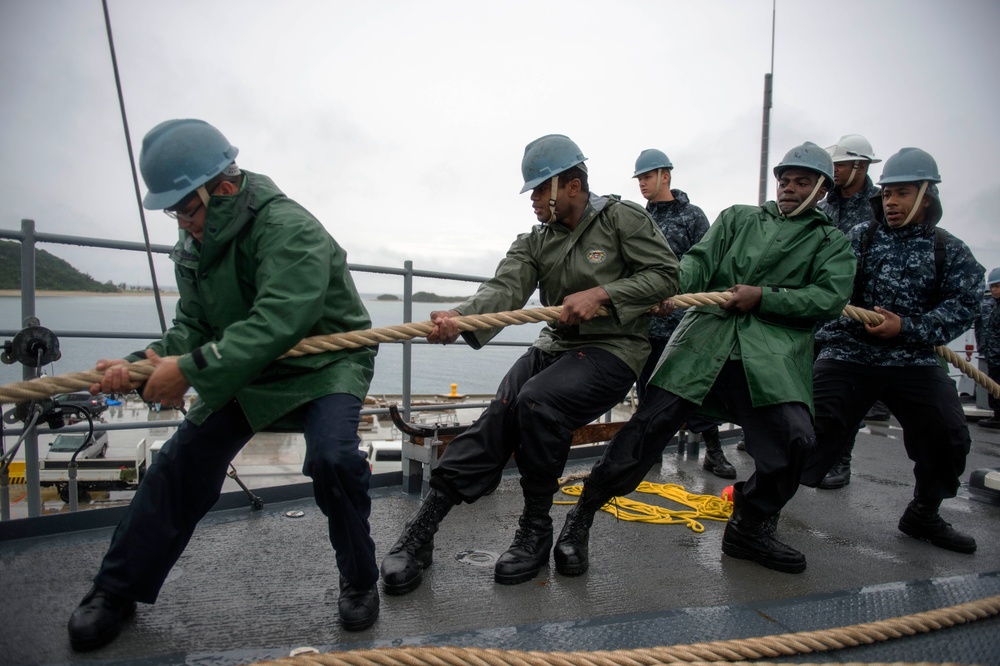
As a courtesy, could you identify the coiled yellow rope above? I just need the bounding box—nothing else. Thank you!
[558,482,732,533]
[2,294,997,404]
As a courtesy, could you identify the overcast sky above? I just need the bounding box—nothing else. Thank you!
[2,0,999,297]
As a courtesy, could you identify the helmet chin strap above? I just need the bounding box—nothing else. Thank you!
[843,162,858,189]
[195,185,211,206]
[546,175,559,223]
[653,168,663,199]
[785,176,826,218]
[897,181,929,228]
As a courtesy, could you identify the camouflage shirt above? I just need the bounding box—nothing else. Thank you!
[818,176,880,235]
[645,189,710,340]
[980,295,1000,366]
[816,215,984,367]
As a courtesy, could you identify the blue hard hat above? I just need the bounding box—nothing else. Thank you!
[877,147,942,186]
[989,268,1000,286]
[139,119,239,210]
[773,141,834,184]
[632,149,673,177]
[519,134,587,194]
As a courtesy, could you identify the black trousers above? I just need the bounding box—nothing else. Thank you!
[637,337,720,434]
[95,395,378,604]
[587,360,815,516]
[431,346,636,502]
[803,359,971,500]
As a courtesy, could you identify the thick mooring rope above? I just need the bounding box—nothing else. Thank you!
[2,294,997,405]
[248,593,1000,665]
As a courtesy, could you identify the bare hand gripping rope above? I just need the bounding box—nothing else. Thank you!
[1,295,996,406]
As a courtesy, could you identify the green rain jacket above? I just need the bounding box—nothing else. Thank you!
[650,201,855,417]
[132,172,375,431]
[455,194,679,376]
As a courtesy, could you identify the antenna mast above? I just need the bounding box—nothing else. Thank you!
[757,0,776,206]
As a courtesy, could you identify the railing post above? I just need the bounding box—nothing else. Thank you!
[402,260,413,422]
[400,261,421,492]
[20,219,42,518]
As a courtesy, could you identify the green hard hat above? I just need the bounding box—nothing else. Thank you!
[520,134,587,194]
[632,149,673,177]
[773,141,834,184]
[140,119,239,210]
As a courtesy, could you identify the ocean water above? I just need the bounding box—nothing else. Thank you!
[0,295,544,396]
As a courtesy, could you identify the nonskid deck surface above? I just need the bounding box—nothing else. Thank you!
[1,422,999,665]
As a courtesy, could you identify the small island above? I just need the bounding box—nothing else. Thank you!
[413,291,469,303]
[374,291,469,303]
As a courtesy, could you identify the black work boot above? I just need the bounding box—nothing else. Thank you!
[978,414,1000,429]
[818,447,853,490]
[898,498,977,553]
[337,579,380,631]
[701,428,736,479]
[553,486,611,576]
[380,488,455,595]
[722,483,806,574]
[67,585,137,652]
[495,495,554,585]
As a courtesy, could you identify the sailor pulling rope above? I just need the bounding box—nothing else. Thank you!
[1,292,997,405]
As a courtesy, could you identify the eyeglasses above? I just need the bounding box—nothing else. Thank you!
[164,199,205,222]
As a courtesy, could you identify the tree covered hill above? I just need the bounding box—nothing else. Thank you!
[0,240,119,292]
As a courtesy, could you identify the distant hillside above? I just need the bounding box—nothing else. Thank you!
[0,240,120,292]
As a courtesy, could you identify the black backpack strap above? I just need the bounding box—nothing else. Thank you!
[930,227,946,306]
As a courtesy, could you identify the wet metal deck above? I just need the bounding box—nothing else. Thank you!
[2,421,999,665]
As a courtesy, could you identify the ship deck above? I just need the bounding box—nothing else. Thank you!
[2,417,999,665]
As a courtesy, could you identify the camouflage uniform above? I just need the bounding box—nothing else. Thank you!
[979,291,1000,419]
[817,176,887,453]
[979,293,1000,366]
[818,176,880,236]
[973,290,992,355]
[645,190,710,341]
[814,222,983,367]
[807,198,984,501]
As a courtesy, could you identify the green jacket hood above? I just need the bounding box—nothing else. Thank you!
[172,172,285,269]
[205,172,284,266]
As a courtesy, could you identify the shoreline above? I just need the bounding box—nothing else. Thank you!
[0,290,178,297]
[0,290,467,301]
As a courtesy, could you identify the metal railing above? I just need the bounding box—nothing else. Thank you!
[1,218,521,519]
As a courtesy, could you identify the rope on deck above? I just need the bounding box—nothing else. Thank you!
[2,294,998,405]
[557,482,732,533]
[250,593,1000,665]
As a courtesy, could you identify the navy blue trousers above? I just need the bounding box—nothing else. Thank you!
[95,394,377,604]
[803,359,971,500]
[431,346,636,502]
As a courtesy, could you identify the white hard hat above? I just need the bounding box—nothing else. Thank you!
[825,134,881,164]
